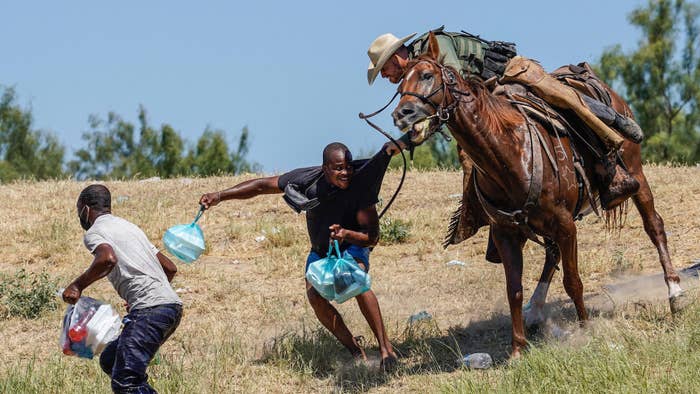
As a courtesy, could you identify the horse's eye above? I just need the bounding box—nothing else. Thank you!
[421,73,433,81]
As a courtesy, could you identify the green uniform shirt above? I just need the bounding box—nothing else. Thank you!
[407,31,486,79]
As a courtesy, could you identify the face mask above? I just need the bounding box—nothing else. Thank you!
[79,205,91,231]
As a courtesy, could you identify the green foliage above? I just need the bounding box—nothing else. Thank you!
[69,107,258,179]
[379,217,411,244]
[0,269,57,319]
[69,112,137,179]
[0,87,65,182]
[597,0,700,163]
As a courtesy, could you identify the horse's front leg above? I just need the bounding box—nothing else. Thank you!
[491,225,527,358]
[524,238,560,328]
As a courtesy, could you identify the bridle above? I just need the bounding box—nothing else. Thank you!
[356,58,465,218]
[396,58,470,141]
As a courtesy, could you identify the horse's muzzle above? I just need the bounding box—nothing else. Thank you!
[391,101,430,133]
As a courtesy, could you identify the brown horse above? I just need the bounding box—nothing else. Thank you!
[392,33,685,358]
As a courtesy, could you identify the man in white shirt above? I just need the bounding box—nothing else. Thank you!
[63,184,182,393]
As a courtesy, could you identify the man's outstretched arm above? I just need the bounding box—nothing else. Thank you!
[199,176,282,209]
[62,243,118,304]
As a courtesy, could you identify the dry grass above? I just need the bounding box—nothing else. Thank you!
[0,165,699,392]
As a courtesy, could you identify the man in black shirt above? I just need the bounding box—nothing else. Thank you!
[199,140,405,368]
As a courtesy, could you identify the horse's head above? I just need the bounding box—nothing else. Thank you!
[392,32,471,145]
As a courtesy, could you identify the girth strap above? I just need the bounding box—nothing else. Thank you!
[473,111,545,246]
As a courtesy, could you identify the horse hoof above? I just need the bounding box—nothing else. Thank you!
[669,293,692,315]
[508,350,522,363]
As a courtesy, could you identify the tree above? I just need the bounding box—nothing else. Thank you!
[70,107,188,179]
[0,87,65,181]
[597,0,700,163]
[70,107,258,179]
[189,128,232,176]
[69,112,136,179]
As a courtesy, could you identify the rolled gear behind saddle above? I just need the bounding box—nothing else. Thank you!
[499,56,640,210]
[499,56,625,150]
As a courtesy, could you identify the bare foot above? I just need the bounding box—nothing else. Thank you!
[351,336,367,361]
[380,354,398,372]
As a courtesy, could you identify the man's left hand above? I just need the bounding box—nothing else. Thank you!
[383,139,407,156]
[329,224,347,242]
[62,284,81,304]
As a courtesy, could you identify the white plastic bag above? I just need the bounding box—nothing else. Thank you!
[60,296,121,359]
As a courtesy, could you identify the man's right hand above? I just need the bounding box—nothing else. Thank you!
[62,284,81,304]
[199,192,221,209]
[383,138,408,156]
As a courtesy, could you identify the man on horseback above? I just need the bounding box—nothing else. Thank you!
[367,27,645,249]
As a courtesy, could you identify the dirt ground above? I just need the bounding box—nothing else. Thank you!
[0,165,698,391]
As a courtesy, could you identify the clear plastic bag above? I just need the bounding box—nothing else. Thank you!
[332,256,371,304]
[305,241,371,304]
[60,296,121,359]
[163,206,205,263]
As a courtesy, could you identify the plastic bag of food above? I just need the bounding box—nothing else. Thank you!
[60,295,121,359]
[306,241,371,303]
[163,206,206,263]
[332,255,371,304]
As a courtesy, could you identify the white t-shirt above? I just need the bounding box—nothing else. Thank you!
[83,214,182,311]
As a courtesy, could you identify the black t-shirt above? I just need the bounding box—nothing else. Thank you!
[278,149,392,254]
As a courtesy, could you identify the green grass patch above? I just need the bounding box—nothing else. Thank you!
[442,304,700,393]
[380,217,412,245]
[0,269,57,319]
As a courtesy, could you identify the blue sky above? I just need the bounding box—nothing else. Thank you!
[1,0,645,173]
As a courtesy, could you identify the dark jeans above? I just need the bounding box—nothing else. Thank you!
[99,303,183,393]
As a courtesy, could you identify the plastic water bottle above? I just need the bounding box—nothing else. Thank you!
[70,340,94,359]
[461,353,493,369]
[68,306,97,342]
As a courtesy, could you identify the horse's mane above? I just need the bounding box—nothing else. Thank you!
[458,77,523,135]
[403,57,523,134]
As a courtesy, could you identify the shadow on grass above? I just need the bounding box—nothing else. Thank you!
[255,295,620,393]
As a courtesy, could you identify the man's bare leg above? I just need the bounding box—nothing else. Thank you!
[353,260,397,369]
[306,280,365,359]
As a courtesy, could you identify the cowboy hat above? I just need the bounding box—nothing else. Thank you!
[367,32,416,85]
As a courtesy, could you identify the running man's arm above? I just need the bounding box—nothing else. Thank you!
[156,252,177,282]
[62,243,118,304]
[199,176,281,209]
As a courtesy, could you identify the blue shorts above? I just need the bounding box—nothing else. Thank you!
[305,244,370,273]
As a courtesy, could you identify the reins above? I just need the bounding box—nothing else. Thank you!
[358,93,407,220]
[358,60,459,219]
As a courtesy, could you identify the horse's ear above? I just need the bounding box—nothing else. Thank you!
[426,32,440,61]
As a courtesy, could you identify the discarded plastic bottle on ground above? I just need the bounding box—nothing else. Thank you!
[408,310,432,324]
[462,353,493,369]
[68,305,97,342]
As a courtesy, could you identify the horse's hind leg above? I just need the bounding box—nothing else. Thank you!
[525,238,561,328]
[555,218,588,323]
[631,172,685,312]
